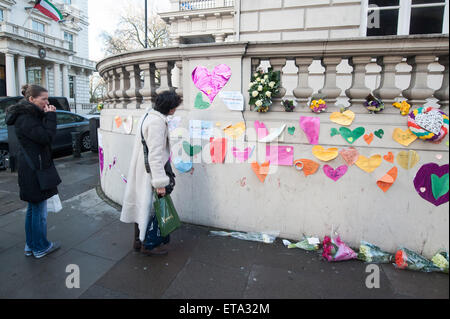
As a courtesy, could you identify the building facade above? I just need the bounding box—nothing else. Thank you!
[0,0,95,109]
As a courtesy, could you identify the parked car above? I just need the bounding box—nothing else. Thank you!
[0,97,90,170]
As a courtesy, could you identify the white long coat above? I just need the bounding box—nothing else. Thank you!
[120,109,171,241]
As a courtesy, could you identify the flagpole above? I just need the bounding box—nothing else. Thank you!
[22,7,35,27]
[145,0,148,48]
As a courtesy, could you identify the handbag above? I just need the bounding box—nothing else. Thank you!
[153,192,181,237]
[47,194,62,213]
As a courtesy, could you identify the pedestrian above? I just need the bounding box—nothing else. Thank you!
[6,84,61,259]
[121,90,181,256]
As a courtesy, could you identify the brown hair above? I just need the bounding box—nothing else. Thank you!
[21,84,48,100]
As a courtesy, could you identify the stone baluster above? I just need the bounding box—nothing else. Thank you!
[345,56,372,109]
[125,65,142,109]
[101,73,109,106]
[112,69,121,108]
[175,61,184,98]
[156,61,173,94]
[434,55,449,111]
[269,58,287,109]
[105,70,113,106]
[318,57,342,107]
[139,63,154,108]
[373,56,402,106]
[117,67,131,108]
[293,57,313,108]
[251,58,260,74]
[402,55,436,109]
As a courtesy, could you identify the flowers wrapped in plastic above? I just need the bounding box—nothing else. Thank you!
[322,235,357,262]
[394,248,442,273]
[283,237,320,251]
[393,100,411,116]
[364,94,385,113]
[282,99,295,112]
[357,241,393,263]
[248,67,280,113]
[309,99,327,113]
[431,252,449,274]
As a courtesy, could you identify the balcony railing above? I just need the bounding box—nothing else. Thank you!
[179,0,234,11]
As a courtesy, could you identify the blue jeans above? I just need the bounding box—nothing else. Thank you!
[25,201,51,254]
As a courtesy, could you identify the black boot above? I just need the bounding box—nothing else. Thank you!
[134,223,142,251]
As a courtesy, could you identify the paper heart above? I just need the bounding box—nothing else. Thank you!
[123,116,133,134]
[192,64,232,103]
[210,138,227,163]
[339,127,365,144]
[330,128,340,137]
[396,150,419,170]
[254,121,269,140]
[364,133,374,145]
[173,158,193,173]
[294,159,320,177]
[355,155,382,173]
[223,122,246,139]
[374,129,384,139]
[330,110,355,126]
[323,165,348,182]
[114,116,122,128]
[299,117,320,145]
[251,161,270,183]
[393,128,418,147]
[414,163,449,206]
[183,141,202,156]
[232,147,254,163]
[312,145,339,162]
[377,167,398,193]
[288,127,296,135]
[384,152,395,163]
[194,92,211,109]
[415,110,443,135]
[339,147,359,166]
[431,173,449,200]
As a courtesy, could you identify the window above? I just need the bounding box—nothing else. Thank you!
[69,76,75,99]
[56,112,76,125]
[0,9,4,22]
[363,0,449,36]
[32,20,45,33]
[27,69,42,85]
[64,32,74,51]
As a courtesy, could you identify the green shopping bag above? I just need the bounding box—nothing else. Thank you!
[154,193,181,237]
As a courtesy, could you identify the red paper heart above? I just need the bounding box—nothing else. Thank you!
[384,152,395,163]
[339,147,359,166]
[364,133,374,145]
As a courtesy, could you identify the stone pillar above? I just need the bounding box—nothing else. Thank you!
[125,65,141,109]
[17,55,27,92]
[115,67,130,108]
[139,63,154,108]
[41,65,47,88]
[372,56,402,105]
[5,53,16,96]
[269,58,287,106]
[107,70,115,107]
[53,63,61,96]
[402,55,436,109]
[434,55,449,111]
[345,56,372,109]
[214,33,226,43]
[62,64,69,98]
[318,57,342,107]
[175,61,183,98]
[156,61,173,94]
[293,57,313,107]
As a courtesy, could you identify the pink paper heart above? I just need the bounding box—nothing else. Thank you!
[299,117,320,145]
[232,147,254,163]
[323,165,348,182]
[254,121,269,140]
[339,147,359,166]
[192,64,232,103]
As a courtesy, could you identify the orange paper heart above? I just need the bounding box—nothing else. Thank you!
[115,116,123,128]
[364,133,374,145]
[392,128,418,147]
[384,152,395,163]
[355,155,382,173]
[294,159,320,177]
[377,167,398,193]
[251,161,270,183]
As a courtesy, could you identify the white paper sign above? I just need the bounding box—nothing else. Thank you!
[220,91,244,111]
[189,120,214,140]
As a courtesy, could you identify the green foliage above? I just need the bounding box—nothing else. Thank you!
[248,67,281,113]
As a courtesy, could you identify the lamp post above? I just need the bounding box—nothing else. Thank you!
[145,0,148,48]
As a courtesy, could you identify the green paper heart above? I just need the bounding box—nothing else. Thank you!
[431,173,449,200]
[288,127,296,135]
[339,127,365,144]
[374,129,384,139]
[183,141,202,156]
[330,128,340,137]
[194,92,210,110]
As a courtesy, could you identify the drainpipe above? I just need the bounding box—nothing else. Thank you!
[236,0,241,41]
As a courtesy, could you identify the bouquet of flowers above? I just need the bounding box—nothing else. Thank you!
[358,241,393,264]
[394,248,442,273]
[248,68,280,113]
[282,99,295,112]
[431,252,449,274]
[308,94,327,113]
[364,94,385,113]
[393,100,411,116]
[283,237,320,251]
[322,235,357,262]
[97,103,104,111]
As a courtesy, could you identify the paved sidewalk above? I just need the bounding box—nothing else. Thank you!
[0,152,448,299]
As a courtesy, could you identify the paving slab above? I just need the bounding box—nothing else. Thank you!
[79,284,132,299]
[0,229,22,254]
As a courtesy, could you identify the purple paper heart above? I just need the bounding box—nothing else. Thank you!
[323,165,348,182]
[192,64,232,103]
[254,120,269,139]
[414,163,449,207]
[300,117,320,145]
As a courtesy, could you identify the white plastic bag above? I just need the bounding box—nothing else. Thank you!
[47,194,62,213]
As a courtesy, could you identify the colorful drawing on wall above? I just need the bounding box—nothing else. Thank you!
[294,159,320,177]
[364,133,374,145]
[299,117,320,145]
[114,116,122,128]
[254,120,269,139]
[192,64,232,103]
[377,167,398,193]
[251,161,270,183]
[374,129,384,139]
[312,145,339,162]
[194,92,211,109]
[408,107,449,143]
[384,152,395,163]
[183,141,202,156]
[189,120,214,140]
[266,145,294,166]
[339,127,365,144]
[232,147,254,163]
[173,158,193,173]
[396,150,420,170]
[323,165,348,182]
[223,122,246,139]
[339,147,359,166]
[99,147,104,175]
[414,163,449,207]
[392,128,418,147]
[259,124,287,143]
[210,137,227,163]
[355,155,382,173]
[219,91,244,111]
[123,115,133,134]
[330,110,355,126]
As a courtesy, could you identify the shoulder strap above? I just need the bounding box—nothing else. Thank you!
[140,113,151,174]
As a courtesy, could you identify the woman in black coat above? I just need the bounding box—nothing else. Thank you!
[6,84,61,259]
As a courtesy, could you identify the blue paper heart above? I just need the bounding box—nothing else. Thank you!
[173,158,193,173]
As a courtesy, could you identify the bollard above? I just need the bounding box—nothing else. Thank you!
[71,132,82,158]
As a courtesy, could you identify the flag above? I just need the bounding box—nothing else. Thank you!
[33,0,63,22]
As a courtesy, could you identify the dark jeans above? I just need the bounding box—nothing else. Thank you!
[25,201,51,254]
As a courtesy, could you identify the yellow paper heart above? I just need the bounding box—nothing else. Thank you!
[330,110,356,126]
[312,145,339,162]
[396,150,420,170]
[393,128,418,147]
[355,155,382,173]
[223,122,246,139]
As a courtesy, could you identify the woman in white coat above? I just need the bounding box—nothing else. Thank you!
[120,91,181,256]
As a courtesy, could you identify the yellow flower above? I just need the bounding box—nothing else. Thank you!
[393,101,411,116]
[318,99,325,105]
